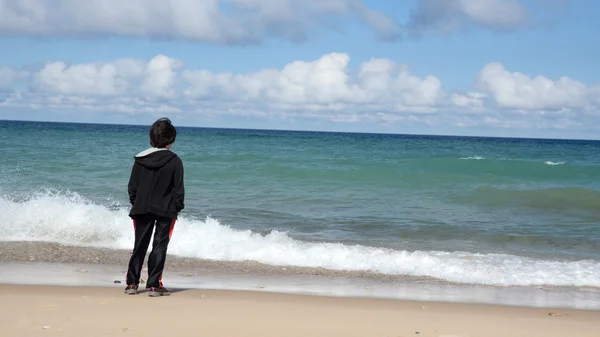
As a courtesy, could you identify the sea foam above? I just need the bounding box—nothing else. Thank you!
[0,191,598,288]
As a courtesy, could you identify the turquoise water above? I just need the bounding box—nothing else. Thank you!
[1,120,599,287]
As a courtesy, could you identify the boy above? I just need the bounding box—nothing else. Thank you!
[124,117,185,297]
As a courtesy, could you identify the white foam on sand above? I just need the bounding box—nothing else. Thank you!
[1,190,599,288]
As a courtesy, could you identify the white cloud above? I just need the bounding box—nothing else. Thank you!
[35,60,135,96]
[140,55,183,98]
[34,55,182,98]
[1,52,599,134]
[0,0,400,43]
[1,52,444,121]
[451,92,487,109]
[476,62,600,111]
[182,53,442,112]
[407,0,531,36]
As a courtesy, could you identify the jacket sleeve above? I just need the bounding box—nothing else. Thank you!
[128,162,139,205]
[173,157,185,213]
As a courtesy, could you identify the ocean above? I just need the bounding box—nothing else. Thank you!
[1,120,599,299]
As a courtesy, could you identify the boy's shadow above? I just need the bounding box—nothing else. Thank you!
[137,288,188,295]
[115,280,188,295]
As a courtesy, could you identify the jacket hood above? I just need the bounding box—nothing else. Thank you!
[134,147,177,169]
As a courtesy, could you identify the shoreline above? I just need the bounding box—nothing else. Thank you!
[2,260,600,311]
[0,240,437,281]
[2,284,600,337]
[2,241,600,311]
[2,240,597,287]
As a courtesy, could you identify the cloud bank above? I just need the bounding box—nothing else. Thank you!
[1,52,597,131]
[0,0,401,43]
[0,0,566,44]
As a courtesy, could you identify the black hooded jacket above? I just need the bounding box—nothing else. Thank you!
[128,148,185,219]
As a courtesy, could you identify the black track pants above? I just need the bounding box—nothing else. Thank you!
[126,214,176,288]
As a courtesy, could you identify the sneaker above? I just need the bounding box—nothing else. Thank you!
[124,284,138,295]
[148,287,171,297]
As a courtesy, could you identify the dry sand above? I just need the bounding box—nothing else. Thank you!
[1,284,599,337]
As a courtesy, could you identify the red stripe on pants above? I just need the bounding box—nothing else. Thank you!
[169,219,176,239]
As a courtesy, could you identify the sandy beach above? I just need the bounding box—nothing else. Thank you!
[1,244,600,336]
[1,284,599,337]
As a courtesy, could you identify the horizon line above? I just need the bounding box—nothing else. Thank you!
[1,118,598,142]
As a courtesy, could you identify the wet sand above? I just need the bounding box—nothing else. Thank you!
[2,284,599,337]
[3,240,600,311]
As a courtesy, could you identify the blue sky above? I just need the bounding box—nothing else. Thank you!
[0,0,599,139]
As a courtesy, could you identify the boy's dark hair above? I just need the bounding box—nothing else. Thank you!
[149,118,177,148]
